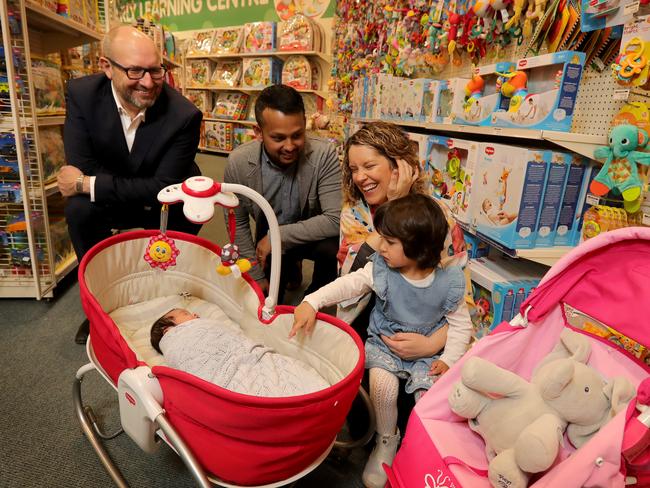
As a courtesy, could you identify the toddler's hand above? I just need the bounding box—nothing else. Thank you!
[289,301,317,339]
[429,360,449,376]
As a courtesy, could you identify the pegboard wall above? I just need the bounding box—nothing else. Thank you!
[571,69,628,137]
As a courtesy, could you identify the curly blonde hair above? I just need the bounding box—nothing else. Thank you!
[342,121,427,206]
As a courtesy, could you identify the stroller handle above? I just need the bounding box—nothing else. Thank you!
[158,177,281,319]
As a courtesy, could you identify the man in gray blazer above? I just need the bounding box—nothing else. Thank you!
[224,85,340,302]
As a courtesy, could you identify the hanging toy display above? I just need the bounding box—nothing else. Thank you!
[590,124,650,213]
[612,37,649,87]
[143,204,180,270]
[216,209,252,278]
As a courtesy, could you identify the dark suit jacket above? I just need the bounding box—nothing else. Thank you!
[63,73,202,206]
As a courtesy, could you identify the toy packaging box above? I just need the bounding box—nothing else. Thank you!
[554,157,593,246]
[281,55,312,90]
[212,27,243,54]
[534,152,589,247]
[424,135,480,224]
[241,57,282,88]
[406,132,430,172]
[426,79,449,123]
[469,256,546,337]
[463,231,490,259]
[187,31,214,56]
[278,14,319,51]
[187,59,211,87]
[212,92,249,120]
[210,61,242,88]
[441,77,470,125]
[531,151,568,247]
[203,121,234,152]
[451,62,515,126]
[234,127,256,147]
[491,51,586,132]
[472,144,549,249]
[242,22,276,53]
[185,90,212,114]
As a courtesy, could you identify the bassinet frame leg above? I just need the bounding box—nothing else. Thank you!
[73,363,129,488]
[334,386,376,450]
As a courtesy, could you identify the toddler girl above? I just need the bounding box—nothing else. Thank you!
[290,193,472,488]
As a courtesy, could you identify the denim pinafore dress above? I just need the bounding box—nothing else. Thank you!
[365,254,465,393]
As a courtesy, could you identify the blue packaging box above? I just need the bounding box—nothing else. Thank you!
[491,51,586,132]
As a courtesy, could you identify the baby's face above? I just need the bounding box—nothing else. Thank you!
[166,308,199,325]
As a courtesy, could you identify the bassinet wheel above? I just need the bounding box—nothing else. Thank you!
[334,385,376,450]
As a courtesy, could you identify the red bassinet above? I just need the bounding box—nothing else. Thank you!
[77,229,365,486]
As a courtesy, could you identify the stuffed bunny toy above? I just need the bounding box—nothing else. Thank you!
[448,328,635,488]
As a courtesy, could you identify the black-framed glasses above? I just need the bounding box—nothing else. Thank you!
[106,57,166,80]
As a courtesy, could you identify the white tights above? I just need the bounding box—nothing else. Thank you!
[369,367,399,436]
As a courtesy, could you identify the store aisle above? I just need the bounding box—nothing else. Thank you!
[0,272,367,487]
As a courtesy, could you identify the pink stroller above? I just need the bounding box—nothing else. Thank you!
[73,178,367,487]
[388,227,650,488]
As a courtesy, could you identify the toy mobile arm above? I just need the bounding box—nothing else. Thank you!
[221,182,281,319]
[158,177,281,319]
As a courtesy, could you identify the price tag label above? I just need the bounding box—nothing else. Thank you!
[643,213,650,226]
[586,194,600,206]
[613,89,630,100]
[624,0,640,15]
[492,127,503,134]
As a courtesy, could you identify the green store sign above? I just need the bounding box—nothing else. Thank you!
[116,0,335,31]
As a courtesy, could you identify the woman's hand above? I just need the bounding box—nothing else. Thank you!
[386,159,419,201]
[381,325,448,361]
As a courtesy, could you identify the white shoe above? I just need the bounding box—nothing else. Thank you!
[362,430,400,488]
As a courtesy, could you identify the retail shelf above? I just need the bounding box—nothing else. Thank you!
[199,146,231,155]
[55,253,77,282]
[25,2,103,51]
[457,220,573,267]
[186,50,331,63]
[353,118,605,160]
[189,85,327,98]
[37,115,65,126]
[204,117,256,126]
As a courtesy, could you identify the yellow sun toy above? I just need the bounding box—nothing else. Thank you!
[144,234,180,270]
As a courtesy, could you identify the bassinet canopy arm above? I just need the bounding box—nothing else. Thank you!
[158,177,281,319]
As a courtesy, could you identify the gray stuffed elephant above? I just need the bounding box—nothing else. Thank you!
[448,328,635,488]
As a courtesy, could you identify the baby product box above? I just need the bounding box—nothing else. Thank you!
[426,79,449,123]
[463,231,490,258]
[424,135,480,224]
[450,61,515,126]
[406,132,430,172]
[533,151,571,247]
[472,144,549,249]
[241,57,282,89]
[441,77,470,125]
[491,51,586,132]
[401,78,434,121]
[469,258,518,337]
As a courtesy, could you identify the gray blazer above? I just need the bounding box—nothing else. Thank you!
[223,136,341,281]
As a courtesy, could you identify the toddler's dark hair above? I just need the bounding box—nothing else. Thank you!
[150,313,175,354]
[374,194,449,269]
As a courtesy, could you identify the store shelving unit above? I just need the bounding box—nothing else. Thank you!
[353,118,606,161]
[0,0,103,298]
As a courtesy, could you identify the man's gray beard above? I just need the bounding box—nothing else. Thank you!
[125,90,159,110]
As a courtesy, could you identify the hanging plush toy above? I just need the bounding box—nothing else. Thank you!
[590,124,650,213]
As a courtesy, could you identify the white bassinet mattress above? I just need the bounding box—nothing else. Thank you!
[108,294,331,396]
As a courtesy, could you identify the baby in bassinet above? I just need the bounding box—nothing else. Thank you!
[151,308,329,397]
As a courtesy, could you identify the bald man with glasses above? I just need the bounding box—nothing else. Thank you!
[58,25,203,344]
